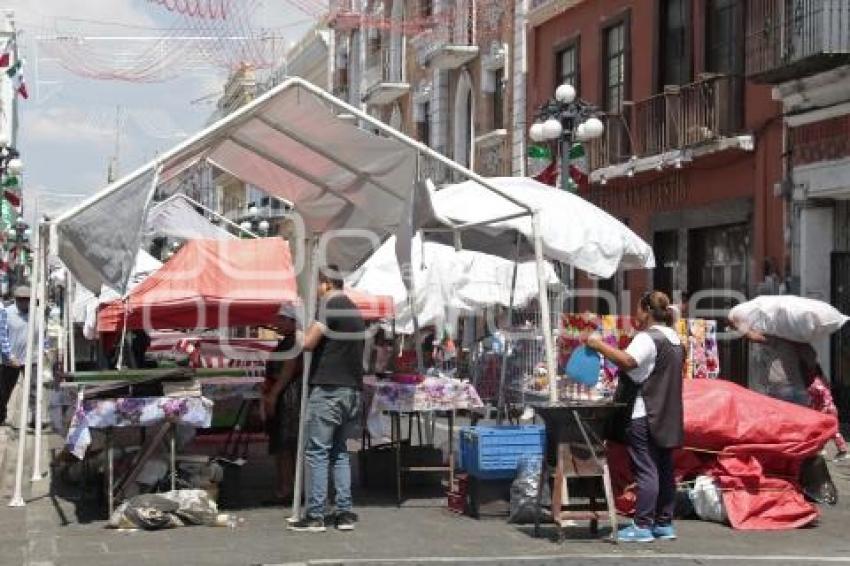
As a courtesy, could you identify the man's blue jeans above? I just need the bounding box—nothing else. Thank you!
[305,386,361,520]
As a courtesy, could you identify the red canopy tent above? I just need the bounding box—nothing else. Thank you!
[98,238,394,332]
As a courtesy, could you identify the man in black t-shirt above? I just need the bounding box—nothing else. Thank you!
[289,266,365,533]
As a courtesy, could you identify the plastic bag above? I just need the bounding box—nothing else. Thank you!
[689,475,728,524]
[108,489,220,530]
[729,296,849,343]
[508,454,550,524]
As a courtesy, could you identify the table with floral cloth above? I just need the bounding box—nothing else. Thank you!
[362,375,483,440]
[66,396,214,459]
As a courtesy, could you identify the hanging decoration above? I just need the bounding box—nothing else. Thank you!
[3,57,26,99]
[37,1,293,82]
[528,144,554,180]
[566,143,588,192]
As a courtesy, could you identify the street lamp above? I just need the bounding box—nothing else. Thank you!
[528,84,605,192]
[238,203,271,237]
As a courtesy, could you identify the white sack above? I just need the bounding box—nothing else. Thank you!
[729,295,849,343]
[689,475,728,524]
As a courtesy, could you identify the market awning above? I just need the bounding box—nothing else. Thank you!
[98,238,299,332]
[55,78,419,294]
[420,176,656,279]
[349,233,559,332]
[144,194,235,241]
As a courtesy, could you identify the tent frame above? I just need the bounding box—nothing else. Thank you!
[29,78,559,515]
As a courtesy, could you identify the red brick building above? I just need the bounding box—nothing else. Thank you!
[526,0,789,378]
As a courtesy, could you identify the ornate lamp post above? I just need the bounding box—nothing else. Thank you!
[239,202,270,237]
[529,84,605,193]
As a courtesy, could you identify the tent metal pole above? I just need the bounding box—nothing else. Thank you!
[290,236,319,522]
[62,271,70,373]
[68,277,76,373]
[9,219,42,507]
[497,235,521,423]
[532,212,558,405]
[31,226,49,482]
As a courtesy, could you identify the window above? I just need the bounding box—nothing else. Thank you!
[705,0,744,128]
[555,43,578,92]
[492,67,504,130]
[420,0,432,19]
[653,230,681,296]
[602,15,630,161]
[659,0,691,88]
[603,21,628,113]
[706,0,744,75]
[417,101,430,146]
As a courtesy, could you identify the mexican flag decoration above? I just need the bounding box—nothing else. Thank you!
[0,199,13,229]
[0,39,11,69]
[3,189,20,208]
[527,143,553,179]
[565,142,588,192]
[5,59,27,100]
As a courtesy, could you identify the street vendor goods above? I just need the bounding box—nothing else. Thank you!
[729,295,849,343]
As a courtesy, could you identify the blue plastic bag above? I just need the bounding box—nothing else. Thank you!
[565,345,601,386]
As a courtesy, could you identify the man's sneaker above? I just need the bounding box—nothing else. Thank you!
[617,524,654,543]
[335,511,358,531]
[287,517,325,533]
[834,451,849,462]
[652,524,677,540]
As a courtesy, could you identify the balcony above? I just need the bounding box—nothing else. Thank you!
[475,129,510,177]
[327,0,361,30]
[362,47,409,105]
[411,0,478,69]
[528,0,586,27]
[746,0,850,84]
[588,75,751,180]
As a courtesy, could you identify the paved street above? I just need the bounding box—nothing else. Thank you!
[1,421,850,566]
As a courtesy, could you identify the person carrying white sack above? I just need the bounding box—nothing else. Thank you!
[729,295,849,407]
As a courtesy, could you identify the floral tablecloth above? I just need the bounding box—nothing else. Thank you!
[363,375,484,413]
[362,375,483,440]
[66,396,214,459]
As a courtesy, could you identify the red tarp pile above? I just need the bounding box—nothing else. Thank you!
[609,379,837,530]
[99,238,394,332]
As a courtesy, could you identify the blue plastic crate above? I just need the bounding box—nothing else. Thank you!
[458,425,546,480]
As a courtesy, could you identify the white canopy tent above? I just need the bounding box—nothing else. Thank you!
[143,193,237,242]
[422,176,655,279]
[348,234,560,333]
[15,78,541,517]
[72,250,163,339]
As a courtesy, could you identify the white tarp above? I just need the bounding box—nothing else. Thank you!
[54,79,418,293]
[144,195,235,241]
[348,234,560,333]
[422,177,655,278]
[72,250,162,339]
[57,169,159,293]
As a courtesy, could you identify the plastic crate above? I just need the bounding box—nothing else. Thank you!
[459,425,545,480]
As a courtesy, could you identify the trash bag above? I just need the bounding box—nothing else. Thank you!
[108,489,221,530]
[800,455,838,506]
[689,475,728,524]
[508,454,550,524]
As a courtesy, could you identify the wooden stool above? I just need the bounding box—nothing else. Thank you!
[532,404,622,542]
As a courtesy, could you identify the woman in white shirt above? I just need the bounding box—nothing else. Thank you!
[586,291,685,543]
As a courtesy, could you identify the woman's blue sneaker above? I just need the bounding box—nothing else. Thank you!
[652,524,677,540]
[617,524,655,543]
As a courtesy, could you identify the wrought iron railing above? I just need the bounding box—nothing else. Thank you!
[588,74,743,170]
[746,0,850,81]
